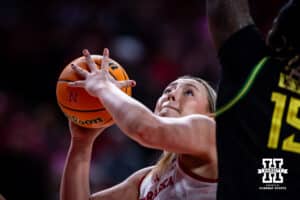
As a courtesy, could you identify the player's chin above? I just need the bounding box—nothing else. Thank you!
[158,109,180,117]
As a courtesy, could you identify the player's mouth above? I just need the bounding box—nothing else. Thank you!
[162,105,180,113]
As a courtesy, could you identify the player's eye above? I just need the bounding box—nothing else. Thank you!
[163,88,172,94]
[184,89,194,96]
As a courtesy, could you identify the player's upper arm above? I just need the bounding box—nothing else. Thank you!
[206,0,254,50]
[136,114,216,159]
[90,166,153,200]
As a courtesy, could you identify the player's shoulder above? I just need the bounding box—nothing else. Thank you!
[126,166,154,185]
[219,25,263,55]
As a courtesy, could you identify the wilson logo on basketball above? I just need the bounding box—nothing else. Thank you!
[69,115,103,125]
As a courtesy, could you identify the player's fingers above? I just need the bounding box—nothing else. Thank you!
[82,49,98,72]
[68,80,85,88]
[71,63,89,78]
[118,80,136,88]
[101,48,110,71]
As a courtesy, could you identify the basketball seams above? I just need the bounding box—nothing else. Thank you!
[57,79,75,82]
[58,102,106,112]
[121,69,129,94]
[109,70,118,80]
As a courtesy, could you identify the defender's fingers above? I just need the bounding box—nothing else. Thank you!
[68,80,85,88]
[71,63,88,78]
[101,48,110,71]
[118,80,136,88]
[82,49,98,72]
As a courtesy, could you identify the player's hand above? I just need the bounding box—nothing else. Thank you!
[68,48,136,97]
[68,121,108,143]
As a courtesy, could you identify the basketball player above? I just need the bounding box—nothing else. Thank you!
[59,48,218,200]
[206,0,300,199]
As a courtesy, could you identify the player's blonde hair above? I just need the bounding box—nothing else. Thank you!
[151,76,217,177]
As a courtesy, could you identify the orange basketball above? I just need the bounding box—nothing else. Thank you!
[56,55,132,128]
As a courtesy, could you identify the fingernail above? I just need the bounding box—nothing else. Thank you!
[131,81,136,86]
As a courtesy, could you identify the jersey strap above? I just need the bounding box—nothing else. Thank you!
[216,56,269,117]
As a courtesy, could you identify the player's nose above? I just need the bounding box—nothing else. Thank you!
[167,90,177,101]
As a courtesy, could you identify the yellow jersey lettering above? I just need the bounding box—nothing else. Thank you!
[278,73,300,95]
[268,93,300,154]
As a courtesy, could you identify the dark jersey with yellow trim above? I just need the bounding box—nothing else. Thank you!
[216,25,300,200]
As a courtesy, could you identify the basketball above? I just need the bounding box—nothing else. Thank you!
[56,55,132,128]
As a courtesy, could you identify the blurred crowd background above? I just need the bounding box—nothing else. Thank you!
[0,0,286,199]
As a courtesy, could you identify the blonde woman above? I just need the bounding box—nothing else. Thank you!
[60,48,217,200]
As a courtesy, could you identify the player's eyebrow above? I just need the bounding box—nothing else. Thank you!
[182,83,201,90]
[166,82,201,90]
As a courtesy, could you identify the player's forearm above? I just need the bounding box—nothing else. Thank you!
[95,83,156,144]
[60,141,93,200]
[206,0,253,50]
